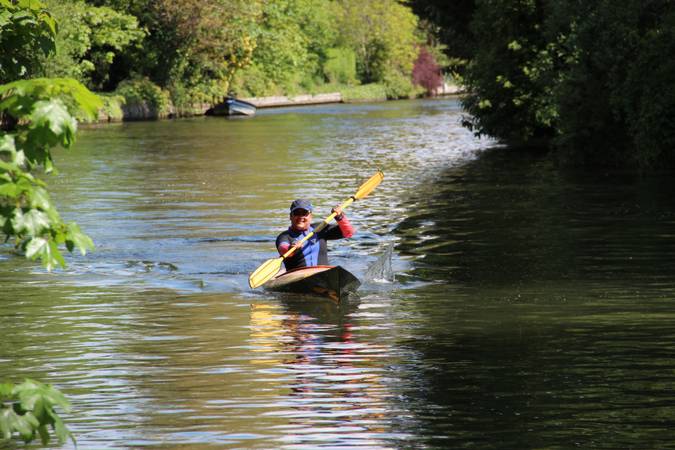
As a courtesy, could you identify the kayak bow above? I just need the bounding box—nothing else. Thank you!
[262,265,360,300]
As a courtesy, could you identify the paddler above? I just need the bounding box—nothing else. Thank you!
[276,199,355,270]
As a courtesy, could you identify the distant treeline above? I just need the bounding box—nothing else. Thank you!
[413,0,675,168]
[3,0,673,167]
[14,0,452,113]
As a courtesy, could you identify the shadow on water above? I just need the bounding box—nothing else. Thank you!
[388,148,675,448]
[395,147,675,287]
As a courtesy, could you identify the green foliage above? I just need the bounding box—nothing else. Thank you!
[335,0,420,84]
[463,0,675,168]
[0,379,73,446]
[97,92,124,121]
[462,0,553,146]
[0,78,99,270]
[147,0,261,104]
[41,1,428,104]
[409,0,477,62]
[323,47,357,85]
[0,0,56,83]
[232,0,339,97]
[341,83,387,102]
[383,70,419,99]
[549,0,675,167]
[41,0,145,91]
[114,77,171,118]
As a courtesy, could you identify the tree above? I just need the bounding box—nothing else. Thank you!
[409,0,477,63]
[41,0,146,91]
[149,0,261,103]
[234,0,340,96]
[462,0,675,167]
[1,0,100,269]
[462,0,553,146]
[412,46,443,95]
[334,0,419,84]
[0,0,56,83]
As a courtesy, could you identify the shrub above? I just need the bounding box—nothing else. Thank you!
[383,70,418,99]
[114,78,172,119]
[323,47,357,85]
[341,83,387,102]
[412,46,443,95]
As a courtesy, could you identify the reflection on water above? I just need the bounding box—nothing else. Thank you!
[3,99,675,448]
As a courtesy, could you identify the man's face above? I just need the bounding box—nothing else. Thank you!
[290,209,312,231]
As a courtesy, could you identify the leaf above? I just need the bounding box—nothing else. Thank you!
[66,222,94,255]
[52,413,74,445]
[0,181,17,198]
[0,383,13,399]
[30,186,52,210]
[25,237,48,260]
[0,135,16,155]
[12,209,50,236]
[37,424,50,445]
[48,240,65,270]
[40,385,70,413]
[13,412,34,442]
[0,408,12,441]
[28,99,77,149]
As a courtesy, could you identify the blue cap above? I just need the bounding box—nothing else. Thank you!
[290,199,313,213]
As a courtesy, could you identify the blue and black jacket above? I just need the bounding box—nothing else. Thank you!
[276,218,354,270]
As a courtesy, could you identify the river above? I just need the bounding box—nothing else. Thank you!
[2,98,675,448]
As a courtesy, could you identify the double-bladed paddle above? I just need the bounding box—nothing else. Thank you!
[248,170,384,289]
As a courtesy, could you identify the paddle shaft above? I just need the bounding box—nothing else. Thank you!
[281,196,355,259]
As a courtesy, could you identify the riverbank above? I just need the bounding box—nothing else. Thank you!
[93,83,464,123]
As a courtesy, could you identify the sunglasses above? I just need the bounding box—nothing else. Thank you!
[292,209,311,217]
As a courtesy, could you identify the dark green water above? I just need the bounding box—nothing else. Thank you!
[2,99,675,448]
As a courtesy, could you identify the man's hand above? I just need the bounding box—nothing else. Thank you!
[290,239,303,254]
[331,205,344,221]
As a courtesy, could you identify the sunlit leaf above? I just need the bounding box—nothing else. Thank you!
[66,222,94,255]
[0,383,12,398]
[30,186,51,210]
[12,209,50,236]
[0,408,12,440]
[0,181,17,198]
[0,135,16,155]
[25,237,48,259]
[29,99,77,148]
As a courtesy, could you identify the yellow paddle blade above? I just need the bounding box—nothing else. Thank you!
[249,257,284,288]
[354,170,384,200]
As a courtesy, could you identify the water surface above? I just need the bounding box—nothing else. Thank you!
[2,99,675,448]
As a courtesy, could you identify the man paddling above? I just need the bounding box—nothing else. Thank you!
[276,199,355,270]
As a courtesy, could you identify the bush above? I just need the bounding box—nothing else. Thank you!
[231,64,279,97]
[114,78,172,119]
[323,47,357,85]
[412,46,443,95]
[341,83,387,102]
[383,70,419,99]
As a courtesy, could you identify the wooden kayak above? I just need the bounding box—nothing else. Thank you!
[262,265,360,300]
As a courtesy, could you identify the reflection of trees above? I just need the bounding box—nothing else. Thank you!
[249,297,395,448]
[395,148,675,286]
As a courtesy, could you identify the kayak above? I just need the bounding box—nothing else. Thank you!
[262,265,360,300]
